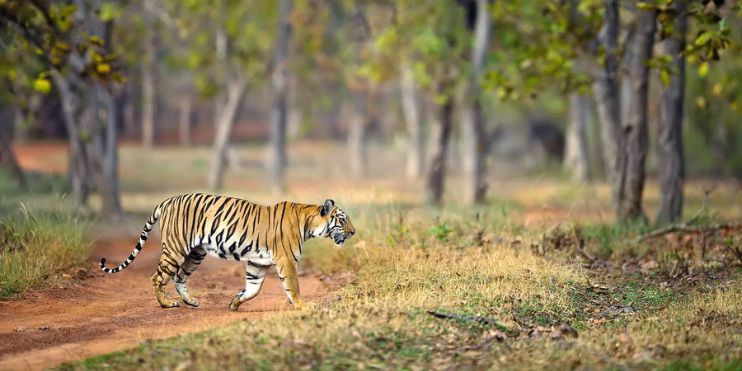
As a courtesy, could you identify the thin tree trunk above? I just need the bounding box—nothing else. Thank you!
[51,70,91,207]
[621,8,657,222]
[207,79,246,190]
[124,81,137,136]
[0,112,27,189]
[178,94,192,147]
[141,0,157,148]
[462,0,491,204]
[591,0,623,217]
[12,107,27,144]
[97,86,123,218]
[656,0,687,224]
[213,12,227,131]
[564,92,591,182]
[348,90,367,178]
[400,62,424,179]
[425,91,454,205]
[267,0,292,194]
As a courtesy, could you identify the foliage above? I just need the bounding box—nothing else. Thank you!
[0,0,123,90]
[161,0,277,97]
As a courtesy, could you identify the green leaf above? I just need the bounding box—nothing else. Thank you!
[33,78,51,94]
[100,3,123,21]
[96,63,111,74]
[695,31,713,46]
[698,62,709,78]
[660,69,671,87]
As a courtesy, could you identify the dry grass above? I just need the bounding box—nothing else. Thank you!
[61,206,741,370]
[0,207,89,298]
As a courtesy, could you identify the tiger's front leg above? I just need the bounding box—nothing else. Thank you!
[228,261,268,311]
[275,260,314,310]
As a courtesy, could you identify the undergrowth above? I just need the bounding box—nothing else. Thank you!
[0,206,89,298]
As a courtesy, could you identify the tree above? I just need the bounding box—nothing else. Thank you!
[426,79,456,204]
[164,0,275,190]
[620,6,657,222]
[1,0,124,215]
[267,0,293,193]
[591,0,624,217]
[399,62,425,179]
[141,0,157,148]
[656,0,687,224]
[563,91,591,182]
[0,114,27,189]
[347,6,371,178]
[461,0,491,204]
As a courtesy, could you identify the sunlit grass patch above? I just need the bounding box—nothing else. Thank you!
[501,275,742,369]
[0,207,89,298]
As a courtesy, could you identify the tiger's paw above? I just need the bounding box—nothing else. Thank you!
[293,300,318,310]
[183,297,200,307]
[159,300,180,308]
[228,297,242,312]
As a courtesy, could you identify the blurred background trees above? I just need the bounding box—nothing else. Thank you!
[0,0,739,224]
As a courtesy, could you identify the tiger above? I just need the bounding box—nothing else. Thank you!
[99,193,355,311]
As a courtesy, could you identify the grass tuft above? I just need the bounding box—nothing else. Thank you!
[0,206,89,298]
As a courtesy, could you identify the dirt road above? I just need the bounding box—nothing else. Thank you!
[0,238,326,370]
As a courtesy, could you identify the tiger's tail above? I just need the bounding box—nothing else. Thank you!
[99,199,170,273]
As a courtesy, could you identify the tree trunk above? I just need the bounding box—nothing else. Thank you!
[425,93,454,205]
[178,94,192,147]
[621,8,657,222]
[656,0,687,224]
[400,62,424,179]
[207,79,246,190]
[51,70,91,207]
[267,0,292,194]
[97,86,123,218]
[461,0,491,204]
[0,112,27,189]
[12,108,27,144]
[591,0,623,217]
[348,89,368,178]
[564,92,591,182]
[141,0,157,148]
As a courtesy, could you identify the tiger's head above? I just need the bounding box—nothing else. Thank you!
[309,199,355,247]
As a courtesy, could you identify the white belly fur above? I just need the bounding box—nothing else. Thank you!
[200,239,273,264]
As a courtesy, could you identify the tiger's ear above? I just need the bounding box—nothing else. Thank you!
[320,199,335,217]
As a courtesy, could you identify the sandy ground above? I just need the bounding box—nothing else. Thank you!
[0,238,326,370]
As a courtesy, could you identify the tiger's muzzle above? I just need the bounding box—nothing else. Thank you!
[332,230,355,247]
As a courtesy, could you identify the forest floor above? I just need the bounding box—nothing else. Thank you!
[1,142,741,369]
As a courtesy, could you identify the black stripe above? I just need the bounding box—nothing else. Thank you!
[232,253,240,260]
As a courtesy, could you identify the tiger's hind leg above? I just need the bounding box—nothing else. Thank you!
[174,246,206,307]
[228,261,268,311]
[151,245,184,308]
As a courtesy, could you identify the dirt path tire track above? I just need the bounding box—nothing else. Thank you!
[0,238,326,370]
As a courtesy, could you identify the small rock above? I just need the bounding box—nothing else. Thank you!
[15,327,25,332]
[38,326,50,331]
[61,273,72,280]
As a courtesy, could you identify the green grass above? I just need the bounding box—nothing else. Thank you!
[0,207,89,298]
